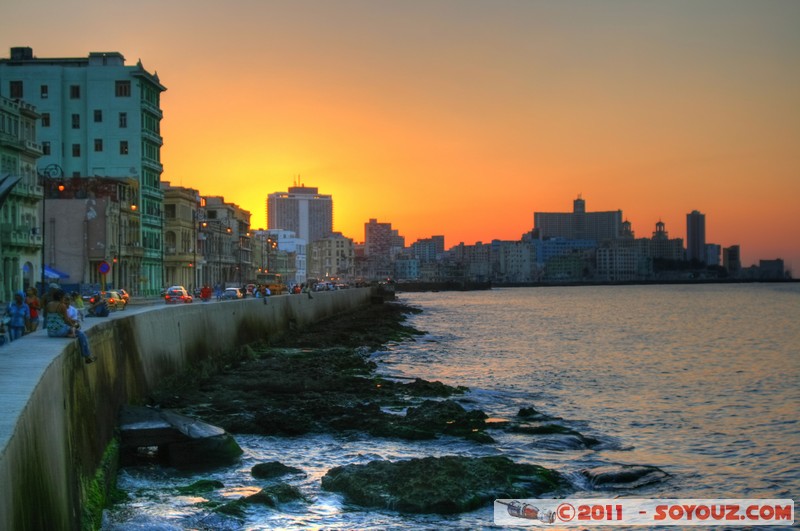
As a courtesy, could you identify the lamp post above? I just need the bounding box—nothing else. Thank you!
[37,163,64,295]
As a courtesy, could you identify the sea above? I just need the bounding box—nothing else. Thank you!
[102,283,799,530]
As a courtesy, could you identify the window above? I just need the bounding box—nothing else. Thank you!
[94,139,103,152]
[71,114,80,129]
[42,141,51,155]
[119,112,127,128]
[94,110,102,123]
[72,144,81,157]
[40,85,48,99]
[120,141,128,155]
[70,85,80,99]
[10,81,23,99]
[115,80,131,97]
[41,113,50,127]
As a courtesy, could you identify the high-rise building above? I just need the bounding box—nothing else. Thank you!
[0,46,167,294]
[534,196,623,242]
[364,218,404,258]
[266,184,333,244]
[723,245,741,275]
[686,210,706,263]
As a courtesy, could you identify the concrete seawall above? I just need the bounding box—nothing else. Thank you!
[0,288,374,530]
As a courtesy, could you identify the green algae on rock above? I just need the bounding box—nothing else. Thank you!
[321,455,567,514]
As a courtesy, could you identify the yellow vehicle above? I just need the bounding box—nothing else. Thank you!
[255,272,287,295]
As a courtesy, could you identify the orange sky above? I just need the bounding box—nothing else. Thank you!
[4,1,799,269]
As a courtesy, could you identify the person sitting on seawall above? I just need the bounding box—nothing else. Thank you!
[46,288,95,364]
[87,294,110,317]
[4,291,30,342]
[65,292,80,323]
[71,291,86,321]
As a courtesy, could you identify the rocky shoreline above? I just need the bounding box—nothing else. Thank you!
[141,299,668,515]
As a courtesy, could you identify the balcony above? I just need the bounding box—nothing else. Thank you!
[10,182,43,201]
[0,223,42,249]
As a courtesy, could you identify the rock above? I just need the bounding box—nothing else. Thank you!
[581,464,670,489]
[244,483,306,507]
[251,461,305,479]
[321,455,566,514]
[509,424,600,448]
[404,399,488,436]
[402,378,469,397]
[175,479,224,495]
[166,432,243,470]
[517,406,560,421]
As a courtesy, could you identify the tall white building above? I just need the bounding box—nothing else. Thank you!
[0,47,167,295]
[266,184,333,244]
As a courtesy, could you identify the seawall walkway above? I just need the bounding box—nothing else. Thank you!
[0,288,374,530]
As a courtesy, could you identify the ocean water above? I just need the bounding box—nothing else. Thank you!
[103,284,800,530]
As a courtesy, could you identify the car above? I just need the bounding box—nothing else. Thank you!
[221,287,244,300]
[164,286,193,304]
[106,290,127,309]
[86,291,125,311]
[116,288,130,306]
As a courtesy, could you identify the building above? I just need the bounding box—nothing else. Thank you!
[534,196,623,242]
[362,218,404,280]
[759,259,785,280]
[0,94,42,301]
[162,182,200,291]
[31,176,140,293]
[686,210,706,264]
[364,218,405,259]
[266,183,333,244]
[491,240,534,283]
[410,235,445,263]
[253,228,307,285]
[308,232,354,281]
[0,46,167,295]
[641,220,685,262]
[722,245,741,275]
[200,196,247,288]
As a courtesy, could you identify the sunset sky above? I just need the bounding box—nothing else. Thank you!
[3,1,799,269]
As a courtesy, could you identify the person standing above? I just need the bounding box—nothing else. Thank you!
[25,287,41,333]
[5,291,30,341]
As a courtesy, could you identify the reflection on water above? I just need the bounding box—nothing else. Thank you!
[103,284,800,529]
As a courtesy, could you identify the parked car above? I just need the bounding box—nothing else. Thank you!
[164,286,193,304]
[221,287,244,300]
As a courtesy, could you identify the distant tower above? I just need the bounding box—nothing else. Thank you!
[266,183,333,243]
[686,210,706,263]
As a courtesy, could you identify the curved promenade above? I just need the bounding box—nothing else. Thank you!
[0,288,374,530]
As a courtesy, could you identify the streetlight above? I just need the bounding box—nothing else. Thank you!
[37,163,64,295]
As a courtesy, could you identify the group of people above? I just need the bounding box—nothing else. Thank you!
[1,284,96,364]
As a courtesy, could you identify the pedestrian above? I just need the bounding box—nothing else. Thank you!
[4,291,30,341]
[46,288,95,363]
[25,287,41,333]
